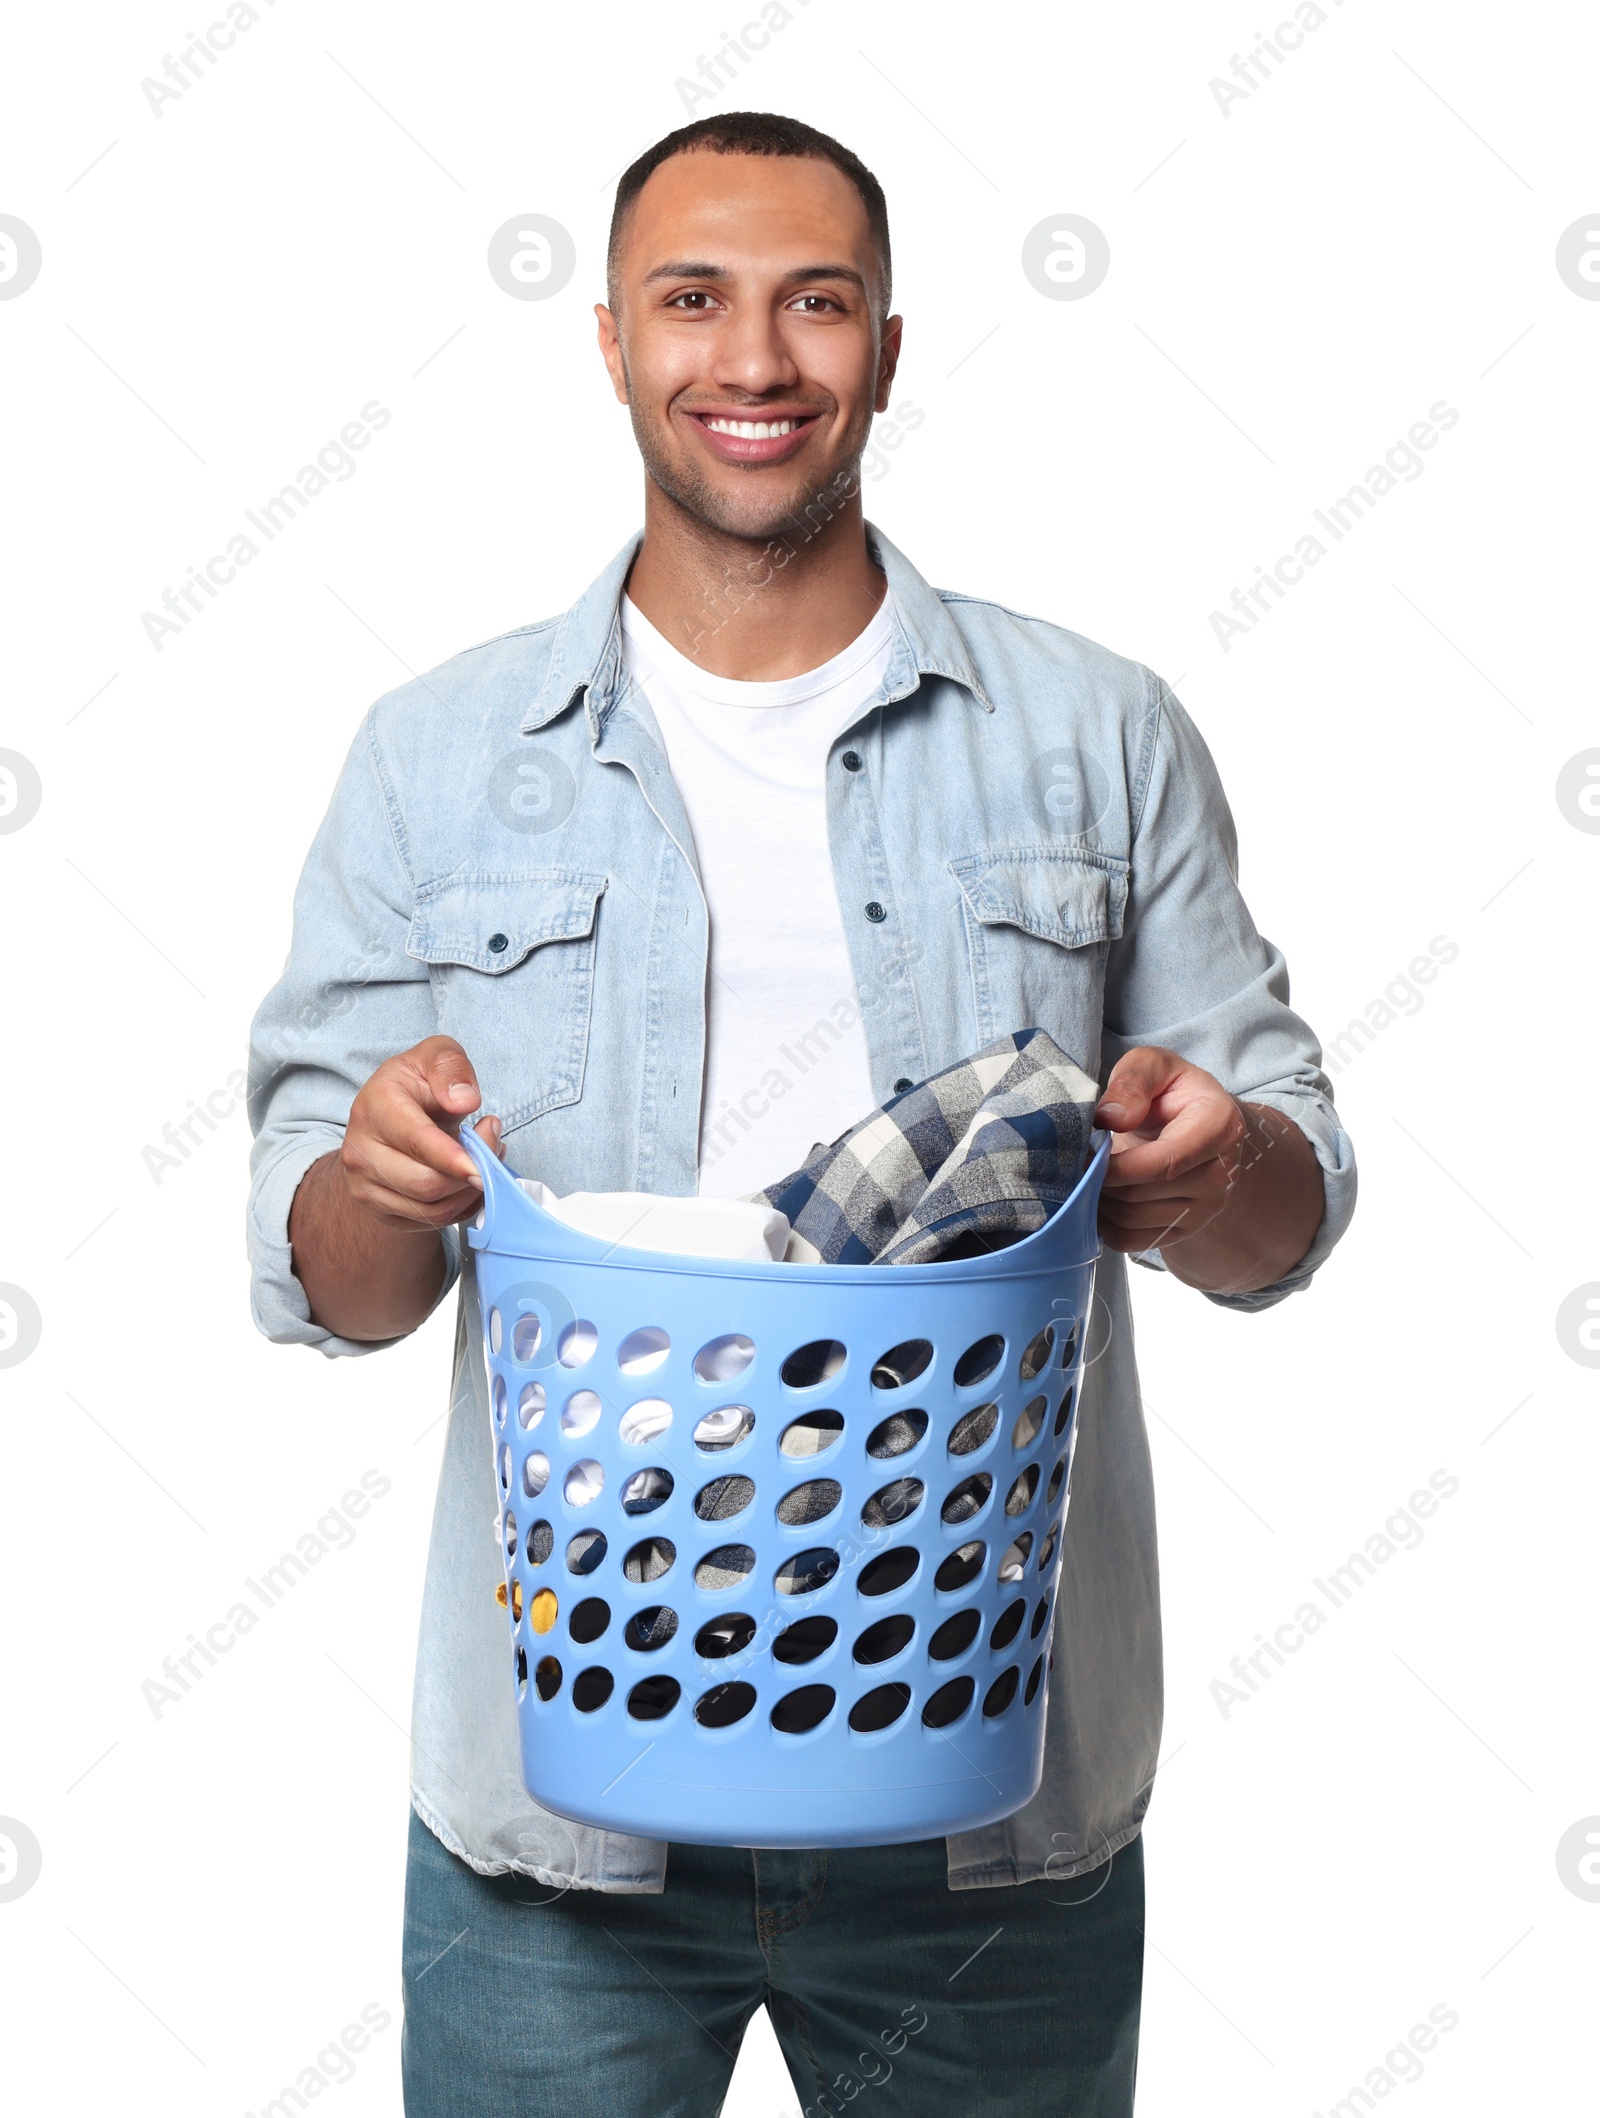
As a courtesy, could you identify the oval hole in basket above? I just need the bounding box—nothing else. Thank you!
[530,1588,559,1634]
[572,1666,614,1713]
[695,1612,757,1659]
[693,1405,756,1453]
[518,1382,546,1430]
[693,1334,755,1384]
[694,1475,755,1523]
[695,1543,756,1591]
[1012,1396,1047,1450]
[929,1608,981,1660]
[561,1390,602,1439]
[866,1409,928,1459]
[1005,1465,1040,1517]
[779,1409,844,1459]
[858,1546,920,1598]
[861,1477,924,1530]
[526,1519,554,1567]
[624,1536,676,1585]
[853,1613,915,1665]
[623,1605,678,1653]
[694,1680,756,1728]
[774,1547,840,1596]
[1059,1322,1080,1368]
[1025,1655,1045,1706]
[948,1403,999,1457]
[1046,1458,1067,1507]
[488,1307,503,1356]
[497,1443,512,1494]
[1053,1386,1077,1439]
[557,1319,598,1368]
[776,1479,841,1528]
[522,1451,550,1500]
[492,1374,507,1429]
[870,1338,932,1390]
[617,1326,670,1377]
[1031,1595,1051,1640]
[502,1510,518,1561]
[1018,1324,1055,1383]
[534,1654,560,1701]
[1037,1525,1059,1575]
[990,1598,1026,1651]
[983,1666,1020,1718]
[512,1312,542,1364]
[934,1541,985,1593]
[620,1398,672,1448]
[515,1644,528,1698]
[620,1467,673,1517]
[941,1473,993,1525]
[628,1674,681,1721]
[952,1334,1005,1389]
[564,1459,604,1508]
[773,1614,837,1664]
[922,1675,975,1728]
[569,1597,610,1645]
[849,1682,911,1733]
[780,1339,846,1390]
[997,1532,1033,1584]
[565,1530,607,1576]
[771,1683,835,1735]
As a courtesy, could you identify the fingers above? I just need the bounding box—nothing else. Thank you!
[1101,1094,1245,1188]
[1094,1046,1182,1134]
[344,1038,495,1222]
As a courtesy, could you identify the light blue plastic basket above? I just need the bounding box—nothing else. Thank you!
[462,1118,1110,1849]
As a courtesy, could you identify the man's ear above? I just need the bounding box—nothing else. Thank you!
[874,314,904,414]
[595,303,630,405]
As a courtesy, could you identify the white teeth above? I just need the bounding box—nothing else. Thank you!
[706,417,795,438]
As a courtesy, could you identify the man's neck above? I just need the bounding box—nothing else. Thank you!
[623,482,887,681]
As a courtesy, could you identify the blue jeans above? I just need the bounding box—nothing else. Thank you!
[401,1809,1142,2115]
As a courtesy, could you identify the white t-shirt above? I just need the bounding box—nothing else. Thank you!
[618,589,896,1199]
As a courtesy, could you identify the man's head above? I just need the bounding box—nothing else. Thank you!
[597,113,901,547]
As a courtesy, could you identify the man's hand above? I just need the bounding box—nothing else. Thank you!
[288,1036,504,1342]
[337,1035,503,1229]
[1094,1046,1325,1295]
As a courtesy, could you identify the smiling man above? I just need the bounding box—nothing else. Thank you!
[248,113,1354,2117]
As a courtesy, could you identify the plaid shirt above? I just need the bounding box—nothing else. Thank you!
[757,1028,1099,1266]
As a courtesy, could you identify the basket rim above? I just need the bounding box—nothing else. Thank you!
[462,1120,1109,1286]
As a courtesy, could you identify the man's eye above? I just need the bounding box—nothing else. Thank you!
[791,294,840,313]
[668,291,716,310]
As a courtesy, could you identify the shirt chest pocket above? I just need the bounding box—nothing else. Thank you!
[407,871,608,1136]
[948,847,1128,1059]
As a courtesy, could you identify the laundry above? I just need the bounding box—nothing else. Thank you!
[516,1028,1098,1268]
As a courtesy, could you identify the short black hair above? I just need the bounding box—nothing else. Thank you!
[607,111,892,317]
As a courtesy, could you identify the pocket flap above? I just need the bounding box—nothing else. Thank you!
[948,847,1127,947]
[406,871,608,972]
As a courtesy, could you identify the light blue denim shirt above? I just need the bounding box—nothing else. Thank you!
[246,525,1355,1890]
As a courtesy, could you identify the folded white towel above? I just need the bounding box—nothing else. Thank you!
[515,1179,790,1264]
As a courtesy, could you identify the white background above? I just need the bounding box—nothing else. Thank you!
[2,0,1596,2110]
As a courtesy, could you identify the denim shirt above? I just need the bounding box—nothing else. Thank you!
[246,526,1355,1891]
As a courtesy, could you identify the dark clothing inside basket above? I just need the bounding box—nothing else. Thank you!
[753,1029,1099,1267]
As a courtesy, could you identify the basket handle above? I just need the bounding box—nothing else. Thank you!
[459,1115,526,1252]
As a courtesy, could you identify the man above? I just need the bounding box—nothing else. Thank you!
[248,112,1354,2117]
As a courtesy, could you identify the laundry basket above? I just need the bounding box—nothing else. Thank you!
[461,1118,1111,1849]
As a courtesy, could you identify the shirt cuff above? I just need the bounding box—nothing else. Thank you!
[246,1126,463,1358]
[1128,1091,1357,1315]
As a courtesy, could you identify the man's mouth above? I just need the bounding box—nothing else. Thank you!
[684,409,822,466]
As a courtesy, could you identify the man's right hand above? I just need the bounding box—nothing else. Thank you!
[337,1034,504,1230]
[288,1036,504,1341]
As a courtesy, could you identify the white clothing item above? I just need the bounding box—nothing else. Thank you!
[619,590,894,1200]
[516,1178,790,1262]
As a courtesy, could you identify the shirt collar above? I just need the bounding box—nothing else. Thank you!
[520,521,993,738]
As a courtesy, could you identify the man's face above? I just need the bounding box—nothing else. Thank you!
[597,151,901,544]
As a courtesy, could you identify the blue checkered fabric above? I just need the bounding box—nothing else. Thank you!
[752,1028,1100,1266]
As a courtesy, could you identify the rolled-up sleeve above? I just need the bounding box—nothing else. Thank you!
[245,706,461,1357]
[1103,680,1356,1311]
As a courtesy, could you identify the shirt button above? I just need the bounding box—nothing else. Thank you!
[893,1076,913,1094]
[487,932,509,953]
[864,901,886,923]
[841,750,863,772]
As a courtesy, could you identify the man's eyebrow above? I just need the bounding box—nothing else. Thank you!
[640,259,869,294]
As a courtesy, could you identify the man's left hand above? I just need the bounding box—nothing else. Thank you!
[1093,1046,1325,1295]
